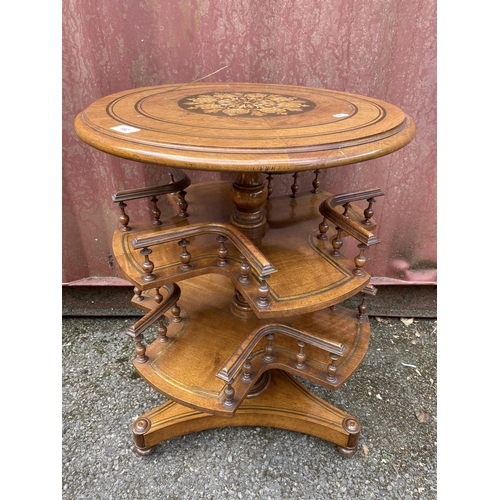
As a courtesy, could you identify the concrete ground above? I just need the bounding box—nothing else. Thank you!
[62,312,437,499]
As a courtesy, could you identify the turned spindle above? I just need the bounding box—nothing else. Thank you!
[242,358,253,383]
[134,334,148,364]
[117,201,131,232]
[151,196,162,226]
[362,197,376,226]
[178,239,192,271]
[353,243,369,276]
[357,294,368,320]
[257,276,270,307]
[266,173,274,199]
[342,202,350,218]
[331,228,343,257]
[296,341,307,369]
[216,235,229,268]
[290,172,299,198]
[140,247,156,282]
[177,190,189,217]
[327,352,341,383]
[157,316,169,343]
[239,257,251,284]
[311,169,321,193]
[264,333,275,362]
[133,287,144,302]
[223,381,236,408]
[154,288,163,304]
[317,217,329,240]
[172,302,182,323]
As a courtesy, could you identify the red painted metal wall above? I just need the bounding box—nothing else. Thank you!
[62,0,436,286]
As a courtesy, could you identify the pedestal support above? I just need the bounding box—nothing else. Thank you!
[229,172,268,229]
[131,370,360,457]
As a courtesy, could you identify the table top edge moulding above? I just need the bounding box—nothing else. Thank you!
[74,82,416,173]
[73,81,416,457]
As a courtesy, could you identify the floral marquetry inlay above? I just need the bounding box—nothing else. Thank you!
[178,92,316,117]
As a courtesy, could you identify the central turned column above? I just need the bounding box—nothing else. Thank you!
[229,172,268,229]
[228,172,268,320]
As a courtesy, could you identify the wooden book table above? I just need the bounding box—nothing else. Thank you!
[74,82,415,456]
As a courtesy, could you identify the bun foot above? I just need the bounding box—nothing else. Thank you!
[133,444,156,456]
[132,417,155,455]
[337,444,358,457]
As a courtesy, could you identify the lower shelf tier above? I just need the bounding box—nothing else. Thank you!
[131,274,370,416]
[132,369,361,457]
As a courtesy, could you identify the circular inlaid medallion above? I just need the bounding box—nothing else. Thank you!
[178,92,316,117]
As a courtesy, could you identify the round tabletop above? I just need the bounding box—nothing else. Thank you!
[74,82,416,173]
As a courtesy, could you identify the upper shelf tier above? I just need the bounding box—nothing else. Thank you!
[74,82,415,173]
[112,181,374,318]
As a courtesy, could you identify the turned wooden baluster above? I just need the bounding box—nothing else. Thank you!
[311,169,321,193]
[223,380,236,408]
[357,285,377,320]
[357,294,368,320]
[290,172,299,198]
[171,302,182,323]
[331,227,343,257]
[150,196,162,226]
[362,197,376,226]
[257,276,270,307]
[317,217,329,240]
[154,287,163,304]
[134,334,148,364]
[117,202,131,232]
[327,352,341,383]
[140,248,156,282]
[178,239,192,271]
[264,333,275,362]
[342,202,350,218]
[216,235,229,268]
[296,341,307,369]
[133,287,144,301]
[353,243,369,276]
[177,190,189,217]
[266,173,274,200]
[239,257,251,284]
[242,357,253,383]
[157,316,169,343]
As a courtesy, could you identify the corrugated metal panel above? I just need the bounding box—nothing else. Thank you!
[62,0,436,286]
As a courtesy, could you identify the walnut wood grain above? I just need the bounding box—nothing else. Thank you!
[216,323,346,383]
[132,370,360,457]
[131,274,370,416]
[319,188,384,246]
[111,168,191,202]
[74,82,416,456]
[74,82,416,173]
[112,181,372,318]
[131,221,276,278]
[124,283,180,339]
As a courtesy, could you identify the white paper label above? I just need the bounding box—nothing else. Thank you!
[111,125,141,134]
